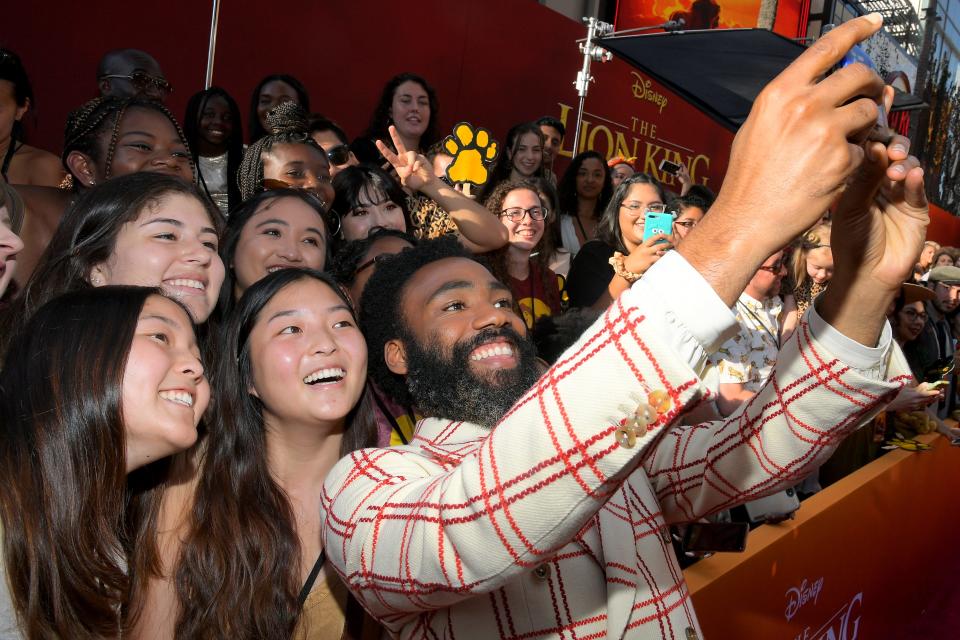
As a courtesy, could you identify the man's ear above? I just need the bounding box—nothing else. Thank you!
[384,339,408,375]
[65,151,97,187]
[98,78,112,96]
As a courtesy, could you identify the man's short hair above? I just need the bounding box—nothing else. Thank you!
[97,48,160,77]
[359,236,487,404]
[535,116,565,138]
[307,114,349,146]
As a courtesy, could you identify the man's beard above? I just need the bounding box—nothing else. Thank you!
[403,326,542,429]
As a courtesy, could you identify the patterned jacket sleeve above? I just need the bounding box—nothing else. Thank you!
[320,253,901,617]
[642,304,905,524]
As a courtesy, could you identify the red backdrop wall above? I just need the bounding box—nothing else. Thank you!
[2,0,734,191]
[3,0,955,242]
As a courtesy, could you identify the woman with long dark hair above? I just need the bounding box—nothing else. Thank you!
[477,122,546,203]
[248,74,310,144]
[0,172,224,353]
[352,72,438,165]
[566,173,672,309]
[0,48,64,186]
[184,87,244,214]
[0,286,208,638]
[217,188,329,317]
[136,270,379,639]
[555,150,613,257]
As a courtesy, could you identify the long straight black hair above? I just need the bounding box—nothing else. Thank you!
[174,268,377,640]
[0,286,180,638]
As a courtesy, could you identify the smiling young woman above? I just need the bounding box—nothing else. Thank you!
[0,286,208,638]
[155,269,380,640]
[0,173,224,356]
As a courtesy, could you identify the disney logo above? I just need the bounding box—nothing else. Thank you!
[785,577,825,621]
[630,72,669,114]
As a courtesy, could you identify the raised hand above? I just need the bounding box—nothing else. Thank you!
[830,131,927,295]
[375,125,436,192]
[679,13,889,307]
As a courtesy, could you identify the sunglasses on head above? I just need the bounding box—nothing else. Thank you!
[99,70,173,97]
[325,144,351,166]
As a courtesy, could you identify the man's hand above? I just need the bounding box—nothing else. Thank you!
[817,123,928,346]
[680,13,887,306]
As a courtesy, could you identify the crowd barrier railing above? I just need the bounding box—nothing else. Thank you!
[684,428,960,639]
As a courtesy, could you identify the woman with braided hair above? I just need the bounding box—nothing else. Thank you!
[62,96,195,189]
[10,97,197,289]
[237,101,334,214]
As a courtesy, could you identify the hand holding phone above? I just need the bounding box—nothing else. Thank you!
[658,159,682,176]
[642,210,674,244]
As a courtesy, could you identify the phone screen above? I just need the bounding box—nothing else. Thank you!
[659,159,682,176]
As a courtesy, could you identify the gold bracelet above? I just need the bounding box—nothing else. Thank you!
[608,251,642,284]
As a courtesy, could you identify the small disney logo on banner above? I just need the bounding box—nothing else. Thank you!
[793,592,863,640]
[784,577,825,621]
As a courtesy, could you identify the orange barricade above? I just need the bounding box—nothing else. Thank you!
[684,430,960,639]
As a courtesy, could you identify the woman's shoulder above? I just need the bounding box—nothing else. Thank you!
[575,239,615,259]
[9,145,66,188]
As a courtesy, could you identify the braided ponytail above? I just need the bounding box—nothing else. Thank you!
[237,101,325,201]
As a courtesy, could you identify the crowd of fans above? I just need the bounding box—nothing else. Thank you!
[0,14,949,638]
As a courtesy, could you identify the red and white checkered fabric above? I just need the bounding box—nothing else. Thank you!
[322,293,902,639]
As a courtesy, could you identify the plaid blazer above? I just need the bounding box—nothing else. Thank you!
[322,267,901,639]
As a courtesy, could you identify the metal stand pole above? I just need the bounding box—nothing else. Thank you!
[572,17,613,155]
[570,18,684,154]
[204,0,222,89]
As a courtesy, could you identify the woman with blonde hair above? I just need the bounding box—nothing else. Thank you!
[780,222,832,342]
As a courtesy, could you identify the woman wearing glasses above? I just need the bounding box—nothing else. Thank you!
[484,180,562,331]
[672,194,708,243]
[567,173,672,309]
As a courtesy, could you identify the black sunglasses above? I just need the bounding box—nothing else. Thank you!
[325,144,351,166]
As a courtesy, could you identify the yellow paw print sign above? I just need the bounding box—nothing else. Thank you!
[443,122,498,187]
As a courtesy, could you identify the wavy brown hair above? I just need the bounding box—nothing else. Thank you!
[174,269,377,639]
[0,286,176,638]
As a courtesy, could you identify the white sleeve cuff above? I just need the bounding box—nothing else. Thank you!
[627,250,738,353]
[806,301,892,379]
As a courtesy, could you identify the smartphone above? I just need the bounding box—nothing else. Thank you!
[929,380,950,389]
[659,159,682,176]
[681,522,749,554]
[951,437,960,447]
[642,210,674,244]
[824,25,888,132]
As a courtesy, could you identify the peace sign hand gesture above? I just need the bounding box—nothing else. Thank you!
[375,125,437,192]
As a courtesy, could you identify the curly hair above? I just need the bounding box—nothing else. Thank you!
[237,101,328,201]
[62,97,195,188]
[482,180,556,306]
[359,235,484,405]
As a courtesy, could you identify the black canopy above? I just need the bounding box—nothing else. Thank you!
[598,28,923,131]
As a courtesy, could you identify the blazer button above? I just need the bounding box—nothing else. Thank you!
[685,627,699,640]
[533,564,551,580]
